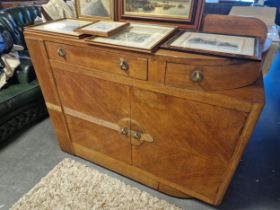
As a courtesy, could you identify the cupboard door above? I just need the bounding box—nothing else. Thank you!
[130,88,247,199]
[53,68,131,164]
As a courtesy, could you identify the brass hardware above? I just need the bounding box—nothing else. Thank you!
[120,59,129,71]
[121,127,129,136]
[57,48,66,58]
[191,70,204,83]
[132,131,142,140]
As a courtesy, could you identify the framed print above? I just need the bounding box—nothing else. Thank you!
[26,19,92,38]
[117,0,204,29]
[76,0,115,20]
[162,31,262,60]
[87,23,176,52]
[74,21,129,37]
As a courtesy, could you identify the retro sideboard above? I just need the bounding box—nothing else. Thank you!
[24,17,266,205]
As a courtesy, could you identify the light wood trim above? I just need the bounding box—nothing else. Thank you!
[46,102,62,112]
[214,104,264,205]
[65,107,121,132]
[64,107,153,143]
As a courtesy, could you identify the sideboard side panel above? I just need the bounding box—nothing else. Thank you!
[25,38,74,154]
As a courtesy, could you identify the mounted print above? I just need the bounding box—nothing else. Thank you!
[26,19,92,38]
[76,0,115,20]
[74,21,130,37]
[162,31,262,60]
[117,0,204,29]
[87,23,176,52]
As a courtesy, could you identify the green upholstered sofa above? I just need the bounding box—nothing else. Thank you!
[0,6,48,145]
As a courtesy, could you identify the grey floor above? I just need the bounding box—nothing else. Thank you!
[0,53,280,210]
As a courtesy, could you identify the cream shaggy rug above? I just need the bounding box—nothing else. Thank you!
[9,158,181,210]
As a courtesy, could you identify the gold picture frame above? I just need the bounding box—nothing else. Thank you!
[76,0,115,21]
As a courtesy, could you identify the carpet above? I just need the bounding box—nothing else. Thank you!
[9,158,181,210]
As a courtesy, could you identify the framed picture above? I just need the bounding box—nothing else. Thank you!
[74,21,129,37]
[76,0,115,20]
[87,23,176,52]
[26,19,92,38]
[162,31,262,60]
[117,0,204,29]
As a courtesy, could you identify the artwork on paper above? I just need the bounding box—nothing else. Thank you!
[78,0,113,19]
[123,0,193,19]
[31,19,91,36]
[170,32,256,56]
[91,23,175,50]
[79,21,127,33]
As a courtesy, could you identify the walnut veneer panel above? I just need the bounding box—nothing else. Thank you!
[130,88,247,199]
[165,61,261,91]
[46,41,148,80]
[53,69,131,164]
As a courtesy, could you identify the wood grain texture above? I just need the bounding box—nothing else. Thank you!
[67,115,132,164]
[24,25,265,206]
[130,88,247,199]
[165,60,261,91]
[25,39,61,105]
[50,59,264,113]
[46,41,148,80]
[203,15,268,43]
[47,109,74,154]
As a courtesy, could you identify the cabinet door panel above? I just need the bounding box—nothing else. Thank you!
[130,88,247,198]
[53,69,131,164]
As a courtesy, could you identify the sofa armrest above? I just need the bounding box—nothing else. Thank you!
[16,60,36,84]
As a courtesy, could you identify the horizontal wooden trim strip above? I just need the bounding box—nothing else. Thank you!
[64,107,121,132]
[46,102,62,112]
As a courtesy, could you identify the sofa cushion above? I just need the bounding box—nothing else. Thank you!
[0,80,43,124]
[0,6,41,48]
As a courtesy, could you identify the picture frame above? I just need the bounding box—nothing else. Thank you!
[25,19,92,39]
[86,23,177,53]
[161,31,262,60]
[74,21,130,37]
[117,0,204,29]
[76,0,116,20]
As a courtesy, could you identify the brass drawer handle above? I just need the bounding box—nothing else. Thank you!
[57,48,66,58]
[132,131,142,140]
[191,70,204,83]
[120,127,129,136]
[120,58,129,72]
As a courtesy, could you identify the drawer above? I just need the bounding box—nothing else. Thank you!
[46,41,148,80]
[165,61,261,91]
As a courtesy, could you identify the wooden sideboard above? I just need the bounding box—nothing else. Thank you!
[24,26,265,205]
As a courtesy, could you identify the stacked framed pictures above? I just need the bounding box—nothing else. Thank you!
[161,31,262,60]
[86,23,176,53]
[74,21,129,37]
[26,19,92,38]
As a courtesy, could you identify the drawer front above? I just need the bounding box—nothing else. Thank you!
[165,61,261,91]
[46,41,148,80]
